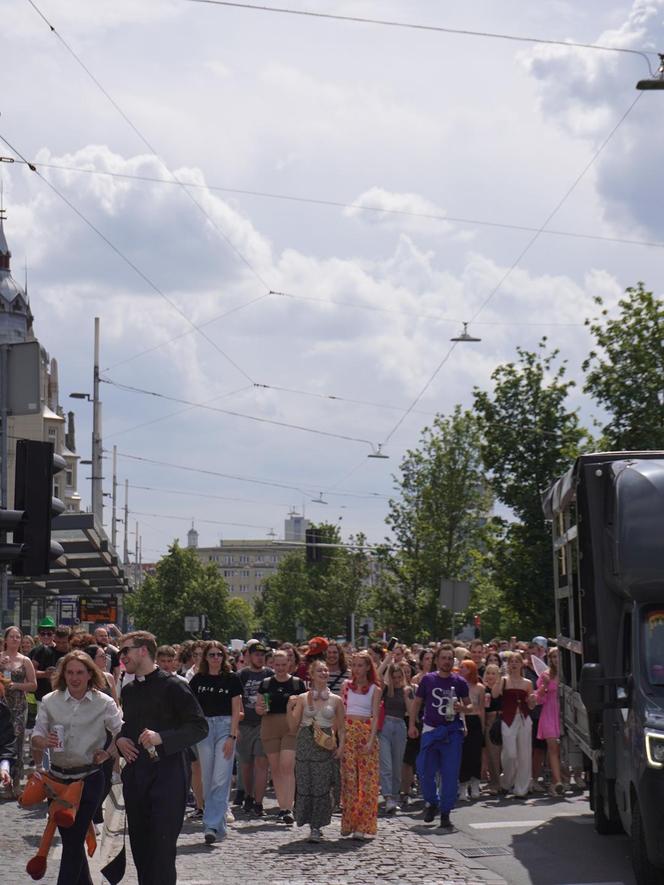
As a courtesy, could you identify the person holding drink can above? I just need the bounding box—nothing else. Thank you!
[30,650,123,885]
[256,649,306,825]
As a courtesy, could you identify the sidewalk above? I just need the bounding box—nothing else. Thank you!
[1,796,507,884]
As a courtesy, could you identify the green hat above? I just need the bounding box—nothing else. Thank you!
[37,616,56,630]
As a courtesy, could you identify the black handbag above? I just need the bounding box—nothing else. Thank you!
[489,715,502,745]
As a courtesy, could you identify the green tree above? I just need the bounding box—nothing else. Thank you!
[583,283,664,450]
[375,406,491,641]
[473,340,586,635]
[125,542,231,644]
[255,523,371,640]
[226,597,256,641]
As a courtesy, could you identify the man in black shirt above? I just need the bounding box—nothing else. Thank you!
[117,630,208,885]
[237,640,273,816]
[29,622,69,702]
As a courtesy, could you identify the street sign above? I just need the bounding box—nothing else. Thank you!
[439,579,471,612]
[184,616,200,633]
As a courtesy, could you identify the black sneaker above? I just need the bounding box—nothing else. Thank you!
[282,810,294,825]
[243,795,254,814]
[439,813,452,830]
[233,789,245,807]
[189,808,204,821]
[253,801,264,817]
[423,804,437,823]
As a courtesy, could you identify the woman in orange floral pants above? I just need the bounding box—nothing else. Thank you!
[341,652,382,839]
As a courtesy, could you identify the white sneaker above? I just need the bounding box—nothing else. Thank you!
[458,782,470,801]
[530,780,546,794]
[384,797,398,814]
[225,808,235,823]
[308,827,322,842]
[470,778,481,799]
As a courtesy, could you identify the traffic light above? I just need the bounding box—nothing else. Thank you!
[0,509,28,563]
[305,528,321,564]
[11,439,65,577]
[359,621,370,638]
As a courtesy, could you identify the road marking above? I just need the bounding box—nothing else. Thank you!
[470,814,592,830]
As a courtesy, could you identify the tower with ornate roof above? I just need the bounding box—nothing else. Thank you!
[0,205,33,344]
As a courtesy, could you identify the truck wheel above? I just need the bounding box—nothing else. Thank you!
[632,799,664,885]
[591,770,622,835]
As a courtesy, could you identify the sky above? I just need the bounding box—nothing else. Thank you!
[2,0,663,560]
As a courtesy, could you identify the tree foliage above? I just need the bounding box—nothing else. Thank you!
[473,340,587,635]
[583,283,664,450]
[373,407,491,641]
[255,523,371,641]
[125,542,232,644]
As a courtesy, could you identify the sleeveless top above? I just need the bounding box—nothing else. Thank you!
[301,694,336,728]
[501,687,530,726]
[344,682,377,717]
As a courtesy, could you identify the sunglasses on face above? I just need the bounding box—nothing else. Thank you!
[39,631,54,637]
[119,645,141,656]
[207,652,223,658]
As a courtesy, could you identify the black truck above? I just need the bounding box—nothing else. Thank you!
[543,452,664,885]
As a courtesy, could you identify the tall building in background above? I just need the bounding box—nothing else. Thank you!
[0,210,80,512]
[191,513,309,601]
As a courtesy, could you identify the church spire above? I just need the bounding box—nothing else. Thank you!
[0,205,34,343]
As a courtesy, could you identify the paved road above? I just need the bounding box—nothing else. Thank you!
[1,787,637,884]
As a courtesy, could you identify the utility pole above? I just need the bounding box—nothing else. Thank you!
[111,445,117,550]
[91,317,103,527]
[134,520,139,588]
[123,479,129,567]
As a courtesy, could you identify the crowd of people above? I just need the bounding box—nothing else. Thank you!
[0,618,575,884]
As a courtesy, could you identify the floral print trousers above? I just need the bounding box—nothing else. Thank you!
[341,719,379,835]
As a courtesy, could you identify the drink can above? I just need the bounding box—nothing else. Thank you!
[146,744,159,762]
[484,692,491,708]
[3,669,11,681]
[262,692,271,712]
[53,725,65,751]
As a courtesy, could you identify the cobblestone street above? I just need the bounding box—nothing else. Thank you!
[1,795,505,885]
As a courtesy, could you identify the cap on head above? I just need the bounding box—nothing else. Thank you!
[246,639,268,654]
[532,636,548,649]
[307,636,329,656]
[38,616,56,630]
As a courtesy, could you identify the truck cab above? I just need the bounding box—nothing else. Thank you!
[543,453,664,884]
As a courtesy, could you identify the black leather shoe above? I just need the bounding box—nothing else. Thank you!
[423,804,436,823]
[439,813,452,829]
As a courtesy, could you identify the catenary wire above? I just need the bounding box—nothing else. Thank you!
[188,1,656,73]
[378,92,644,448]
[117,451,389,499]
[26,0,274,293]
[130,483,282,508]
[0,131,255,383]
[17,159,664,254]
[129,510,273,530]
[103,377,379,449]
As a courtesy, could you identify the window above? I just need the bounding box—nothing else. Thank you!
[223,555,232,565]
[66,469,73,487]
[239,555,249,564]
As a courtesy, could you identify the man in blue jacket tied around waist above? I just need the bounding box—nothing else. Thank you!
[409,644,471,830]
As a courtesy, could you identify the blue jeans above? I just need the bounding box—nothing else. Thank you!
[417,724,463,814]
[379,716,407,798]
[197,716,234,835]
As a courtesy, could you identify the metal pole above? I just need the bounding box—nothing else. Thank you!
[123,479,129,566]
[91,317,103,526]
[0,345,9,627]
[350,611,355,647]
[134,521,139,588]
[111,445,117,550]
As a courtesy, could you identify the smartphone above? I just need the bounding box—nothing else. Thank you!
[387,636,399,651]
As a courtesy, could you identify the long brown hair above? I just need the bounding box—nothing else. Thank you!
[350,650,380,689]
[198,641,231,675]
[325,641,347,673]
[52,650,107,692]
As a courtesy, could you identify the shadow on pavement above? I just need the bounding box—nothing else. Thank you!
[510,812,635,885]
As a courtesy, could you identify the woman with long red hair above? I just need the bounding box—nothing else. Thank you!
[340,651,381,839]
[458,658,485,800]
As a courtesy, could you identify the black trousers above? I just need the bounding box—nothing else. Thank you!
[122,754,188,885]
[459,715,484,782]
[57,769,104,885]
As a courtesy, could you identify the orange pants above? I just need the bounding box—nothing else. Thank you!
[341,719,379,835]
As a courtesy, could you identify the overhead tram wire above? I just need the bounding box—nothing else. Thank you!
[188,1,657,74]
[130,483,283,508]
[0,132,255,384]
[129,510,274,531]
[25,0,273,293]
[117,451,388,500]
[103,377,381,450]
[13,159,664,255]
[379,91,644,449]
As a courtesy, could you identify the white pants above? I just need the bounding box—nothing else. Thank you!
[500,714,532,797]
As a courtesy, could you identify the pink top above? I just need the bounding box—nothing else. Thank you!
[536,674,560,740]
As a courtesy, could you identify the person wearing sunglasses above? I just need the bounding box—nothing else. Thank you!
[116,631,208,884]
[188,642,243,844]
[29,620,69,705]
